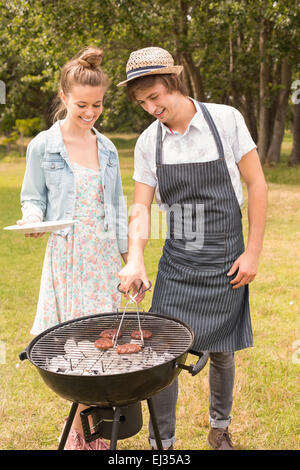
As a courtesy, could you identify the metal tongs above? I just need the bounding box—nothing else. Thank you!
[114,281,152,348]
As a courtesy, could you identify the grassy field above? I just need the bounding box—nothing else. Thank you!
[0,135,299,450]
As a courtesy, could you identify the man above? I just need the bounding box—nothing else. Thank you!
[118,47,267,450]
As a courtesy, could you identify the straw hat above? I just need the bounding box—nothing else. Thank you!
[117,47,183,87]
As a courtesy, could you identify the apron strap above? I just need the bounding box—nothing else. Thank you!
[155,121,163,167]
[198,102,224,159]
[155,101,225,166]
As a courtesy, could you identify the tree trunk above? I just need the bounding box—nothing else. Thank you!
[258,17,271,163]
[228,28,242,109]
[227,26,257,142]
[289,103,300,165]
[19,133,24,158]
[181,53,205,101]
[266,59,292,165]
[180,56,193,97]
[172,0,205,101]
[243,91,258,144]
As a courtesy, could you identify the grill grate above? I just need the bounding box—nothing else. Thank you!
[30,313,193,377]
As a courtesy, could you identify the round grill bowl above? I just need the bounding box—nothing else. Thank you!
[20,312,195,407]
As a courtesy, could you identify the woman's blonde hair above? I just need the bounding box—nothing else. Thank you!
[52,46,110,122]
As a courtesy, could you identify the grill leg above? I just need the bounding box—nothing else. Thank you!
[147,398,163,450]
[109,407,121,450]
[58,402,79,450]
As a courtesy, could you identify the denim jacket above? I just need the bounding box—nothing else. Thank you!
[21,120,128,254]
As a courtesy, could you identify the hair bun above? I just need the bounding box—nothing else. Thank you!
[78,47,103,69]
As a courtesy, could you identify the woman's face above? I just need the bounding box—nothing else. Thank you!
[61,84,106,130]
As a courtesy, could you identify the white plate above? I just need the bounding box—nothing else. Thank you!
[3,219,77,234]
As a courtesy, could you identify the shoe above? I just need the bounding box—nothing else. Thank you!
[60,419,109,450]
[207,427,235,450]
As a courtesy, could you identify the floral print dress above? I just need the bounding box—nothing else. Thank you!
[31,162,121,335]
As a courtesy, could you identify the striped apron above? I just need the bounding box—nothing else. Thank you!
[150,103,253,353]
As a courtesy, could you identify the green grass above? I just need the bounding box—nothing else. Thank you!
[0,134,299,450]
[110,137,138,150]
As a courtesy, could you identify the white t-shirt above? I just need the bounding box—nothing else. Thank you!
[133,99,257,208]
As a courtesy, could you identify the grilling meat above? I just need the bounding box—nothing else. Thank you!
[116,343,142,354]
[131,329,152,340]
[94,338,113,350]
[100,328,122,339]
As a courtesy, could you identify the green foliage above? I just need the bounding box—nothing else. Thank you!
[2,131,18,146]
[0,0,299,138]
[15,118,44,137]
[2,150,22,162]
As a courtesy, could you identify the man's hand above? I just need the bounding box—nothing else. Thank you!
[130,279,148,303]
[118,260,150,296]
[227,250,259,289]
[230,149,267,289]
[118,182,155,302]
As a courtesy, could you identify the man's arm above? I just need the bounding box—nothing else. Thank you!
[118,181,155,292]
[227,148,268,288]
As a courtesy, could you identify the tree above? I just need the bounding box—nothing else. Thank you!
[255,0,299,163]
[289,103,300,165]
[0,0,299,165]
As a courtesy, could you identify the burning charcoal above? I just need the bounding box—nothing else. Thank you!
[69,356,84,370]
[91,359,107,375]
[163,352,175,362]
[48,355,70,373]
[77,340,99,357]
[64,338,77,355]
[77,357,98,372]
[44,327,180,377]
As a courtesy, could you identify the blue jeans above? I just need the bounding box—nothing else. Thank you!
[149,352,235,449]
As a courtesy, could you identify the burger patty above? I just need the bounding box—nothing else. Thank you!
[116,343,142,354]
[94,337,113,350]
[99,328,122,339]
[130,329,152,340]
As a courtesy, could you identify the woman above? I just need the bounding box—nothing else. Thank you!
[18,46,133,449]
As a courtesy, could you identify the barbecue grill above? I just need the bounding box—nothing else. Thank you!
[20,296,209,449]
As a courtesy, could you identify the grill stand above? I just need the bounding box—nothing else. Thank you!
[58,398,163,450]
[58,402,78,450]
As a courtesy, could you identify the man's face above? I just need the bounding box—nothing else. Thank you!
[135,82,180,126]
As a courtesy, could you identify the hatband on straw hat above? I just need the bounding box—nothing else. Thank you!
[117,47,183,87]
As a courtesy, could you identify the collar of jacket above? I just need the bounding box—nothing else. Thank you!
[44,120,115,168]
